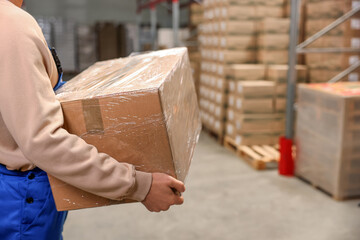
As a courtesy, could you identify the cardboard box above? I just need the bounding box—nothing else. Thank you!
[226,64,267,80]
[218,50,257,63]
[226,110,286,133]
[304,35,360,48]
[219,35,257,50]
[261,0,286,7]
[51,48,201,211]
[258,34,289,50]
[221,0,261,6]
[236,81,275,98]
[258,50,288,64]
[257,17,290,34]
[228,95,274,113]
[296,82,360,199]
[305,18,360,37]
[220,5,258,20]
[308,68,343,83]
[257,5,285,18]
[275,97,286,112]
[219,20,257,35]
[267,65,307,83]
[306,0,358,20]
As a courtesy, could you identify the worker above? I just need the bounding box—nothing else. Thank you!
[0,0,185,239]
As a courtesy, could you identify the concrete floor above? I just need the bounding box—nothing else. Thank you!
[63,133,360,240]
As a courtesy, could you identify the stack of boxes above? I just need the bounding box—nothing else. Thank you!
[305,0,360,82]
[198,0,309,146]
[199,0,260,138]
[189,3,204,98]
[257,17,290,65]
[225,65,284,145]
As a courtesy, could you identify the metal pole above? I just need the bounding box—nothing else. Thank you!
[172,0,179,47]
[150,4,157,50]
[285,0,301,139]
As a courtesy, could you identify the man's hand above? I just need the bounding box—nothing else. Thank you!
[141,173,185,212]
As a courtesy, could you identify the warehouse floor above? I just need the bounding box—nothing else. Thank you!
[63,133,360,240]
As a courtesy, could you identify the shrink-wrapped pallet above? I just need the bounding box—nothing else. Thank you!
[296,82,360,200]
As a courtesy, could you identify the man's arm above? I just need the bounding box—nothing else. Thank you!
[0,9,185,209]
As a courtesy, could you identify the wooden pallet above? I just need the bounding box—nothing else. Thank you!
[297,176,360,201]
[202,126,224,144]
[224,136,279,170]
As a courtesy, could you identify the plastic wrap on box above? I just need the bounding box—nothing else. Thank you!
[296,83,360,199]
[50,48,201,210]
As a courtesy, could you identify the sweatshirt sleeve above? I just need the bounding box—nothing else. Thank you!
[0,14,152,202]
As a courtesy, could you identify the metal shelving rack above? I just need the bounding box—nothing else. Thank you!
[135,0,199,51]
[281,0,360,174]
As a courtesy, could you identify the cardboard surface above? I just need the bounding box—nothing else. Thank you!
[52,48,201,211]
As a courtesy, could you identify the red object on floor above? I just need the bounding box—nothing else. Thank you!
[279,136,294,176]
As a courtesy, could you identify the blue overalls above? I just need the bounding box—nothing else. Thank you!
[0,48,67,240]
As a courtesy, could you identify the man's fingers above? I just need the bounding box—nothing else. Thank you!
[173,196,184,205]
[168,178,185,193]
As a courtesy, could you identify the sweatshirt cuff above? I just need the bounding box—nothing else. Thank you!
[128,170,152,202]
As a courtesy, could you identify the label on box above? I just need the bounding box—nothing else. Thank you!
[215,8,220,18]
[215,107,221,117]
[228,109,234,121]
[236,99,242,109]
[216,93,222,103]
[211,63,217,73]
[222,7,227,17]
[217,78,224,89]
[349,73,359,82]
[349,55,360,65]
[215,121,220,131]
[214,22,219,32]
[211,90,216,100]
[218,65,224,75]
[229,82,235,92]
[221,22,226,31]
[351,38,360,48]
[211,76,216,87]
[352,1,360,9]
[351,19,360,30]
[227,124,234,135]
[237,84,243,94]
[235,120,242,130]
[219,52,224,61]
[235,135,242,145]
[221,37,226,47]
[210,103,215,113]
[229,95,235,106]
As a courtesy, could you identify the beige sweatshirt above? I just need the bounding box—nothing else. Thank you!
[0,0,152,202]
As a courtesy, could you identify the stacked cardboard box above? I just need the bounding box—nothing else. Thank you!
[296,82,360,199]
[199,0,295,140]
[190,3,204,26]
[225,64,285,145]
[305,0,360,82]
[189,3,204,99]
[257,17,290,64]
[199,0,260,137]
